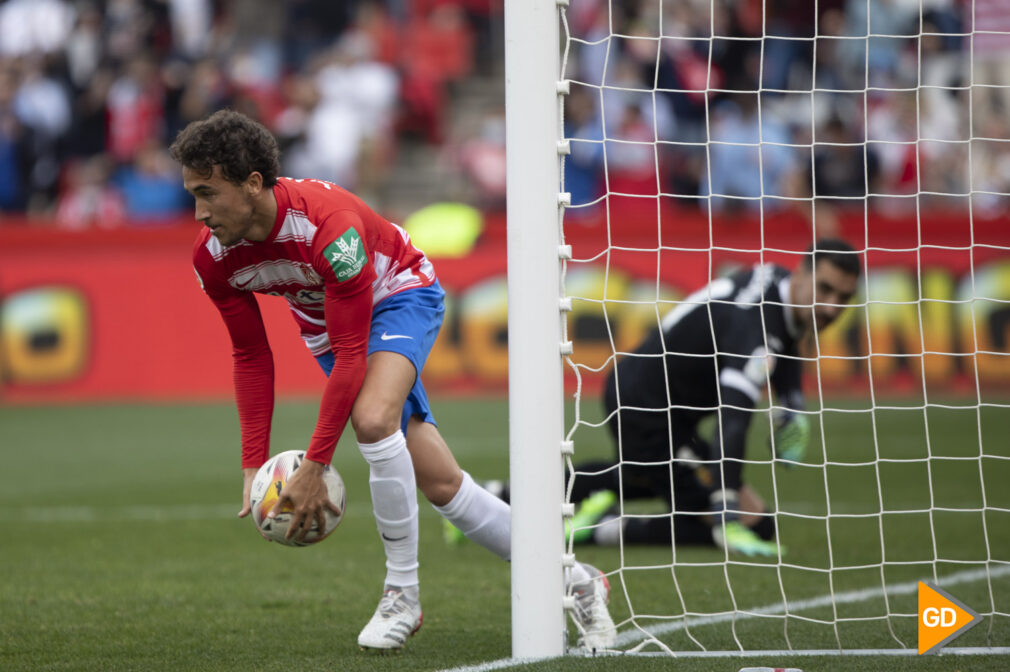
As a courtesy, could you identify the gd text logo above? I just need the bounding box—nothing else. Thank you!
[918,582,981,655]
[0,286,89,385]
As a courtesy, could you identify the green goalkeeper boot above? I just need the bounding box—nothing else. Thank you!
[713,521,786,558]
[566,490,618,544]
[443,519,466,546]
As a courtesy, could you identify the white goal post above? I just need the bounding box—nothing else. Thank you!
[506,0,1010,661]
[505,0,568,658]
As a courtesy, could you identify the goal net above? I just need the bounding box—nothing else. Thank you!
[548,0,1010,658]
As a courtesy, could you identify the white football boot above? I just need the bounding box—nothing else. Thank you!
[357,585,423,650]
[570,563,617,650]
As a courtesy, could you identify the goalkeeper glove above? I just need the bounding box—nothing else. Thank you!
[771,409,809,466]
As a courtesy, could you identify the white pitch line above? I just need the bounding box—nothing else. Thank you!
[612,563,1010,649]
[12,503,420,523]
[15,504,240,522]
[435,564,1010,672]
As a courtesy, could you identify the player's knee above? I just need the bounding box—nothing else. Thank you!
[351,406,401,444]
[418,469,463,507]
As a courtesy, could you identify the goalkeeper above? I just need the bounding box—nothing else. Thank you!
[567,240,860,556]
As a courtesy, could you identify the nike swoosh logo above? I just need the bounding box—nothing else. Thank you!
[381,533,408,542]
[380,332,413,341]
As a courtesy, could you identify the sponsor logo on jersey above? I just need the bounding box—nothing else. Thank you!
[325,229,367,282]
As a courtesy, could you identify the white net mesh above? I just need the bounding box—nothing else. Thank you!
[558,0,1010,655]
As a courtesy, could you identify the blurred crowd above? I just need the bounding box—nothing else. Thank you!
[0,0,493,226]
[562,0,1010,229]
[0,0,1006,231]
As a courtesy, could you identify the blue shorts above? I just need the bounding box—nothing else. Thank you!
[315,281,444,432]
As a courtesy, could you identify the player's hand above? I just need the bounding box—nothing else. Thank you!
[238,467,259,518]
[771,409,809,466]
[269,459,341,541]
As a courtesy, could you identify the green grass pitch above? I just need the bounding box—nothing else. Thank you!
[1,397,1007,672]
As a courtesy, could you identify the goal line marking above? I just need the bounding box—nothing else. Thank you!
[436,564,1010,672]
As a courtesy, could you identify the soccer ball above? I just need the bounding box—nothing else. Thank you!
[249,450,346,547]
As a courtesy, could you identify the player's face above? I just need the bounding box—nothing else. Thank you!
[182,165,262,246]
[792,260,859,333]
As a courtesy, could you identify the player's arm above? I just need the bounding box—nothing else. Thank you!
[304,211,375,466]
[271,284,369,540]
[212,292,276,471]
[195,259,276,518]
[711,314,773,495]
[271,214,374,540]
[769,353,809,465]
[306,280,372,464]
[712,360,761,494]
[771,351,804,411]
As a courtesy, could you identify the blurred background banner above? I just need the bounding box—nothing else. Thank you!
[2,210,1007,402]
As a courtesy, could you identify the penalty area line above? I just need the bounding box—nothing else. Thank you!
[435,564,1010,672]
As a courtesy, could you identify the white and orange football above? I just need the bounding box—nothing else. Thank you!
[249,450,346,547]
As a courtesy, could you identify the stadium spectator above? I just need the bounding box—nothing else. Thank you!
[0,0,74,58]
[966,0,1010,134]
[606,103,662,196]
[455,111,507,210]
[315,33,399,193]
[867,92,919,211]
[105,56,164,163]
[971,115,1010,215]
[562,87,605,216]
[65,65,113,159]
[0,61,29,212]
[55,154,126,230]
[64,3,104,91]
[702,95,803,213]
[169,109,618,652]
[113,140,188,222]
[396,2,475,145]
[351,1,400,66]
[166,0,213,61]
[174,59,233,135]
[811,116,881,204]
[277,32,398,197]
[12,56,72,212]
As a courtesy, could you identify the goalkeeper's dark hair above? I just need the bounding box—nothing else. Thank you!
[169,109,280,187]
[801,238,861,277]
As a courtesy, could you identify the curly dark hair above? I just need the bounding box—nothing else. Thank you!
[169,109,280,187]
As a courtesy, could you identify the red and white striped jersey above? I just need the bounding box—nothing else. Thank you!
[192,177,437,468]
[193,177,436,356]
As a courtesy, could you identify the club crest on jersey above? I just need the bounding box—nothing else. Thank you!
[325,229,367,282]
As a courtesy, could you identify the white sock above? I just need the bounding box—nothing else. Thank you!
[569,560,591,587]
[593,515,622,546]
[359,431,419,588]
[433,471,511,561]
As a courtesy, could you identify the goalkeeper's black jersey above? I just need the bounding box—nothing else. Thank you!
[612,263,804,420]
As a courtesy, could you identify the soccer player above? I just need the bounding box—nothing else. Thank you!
[566,241,861,556]
[169,109,616,651]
